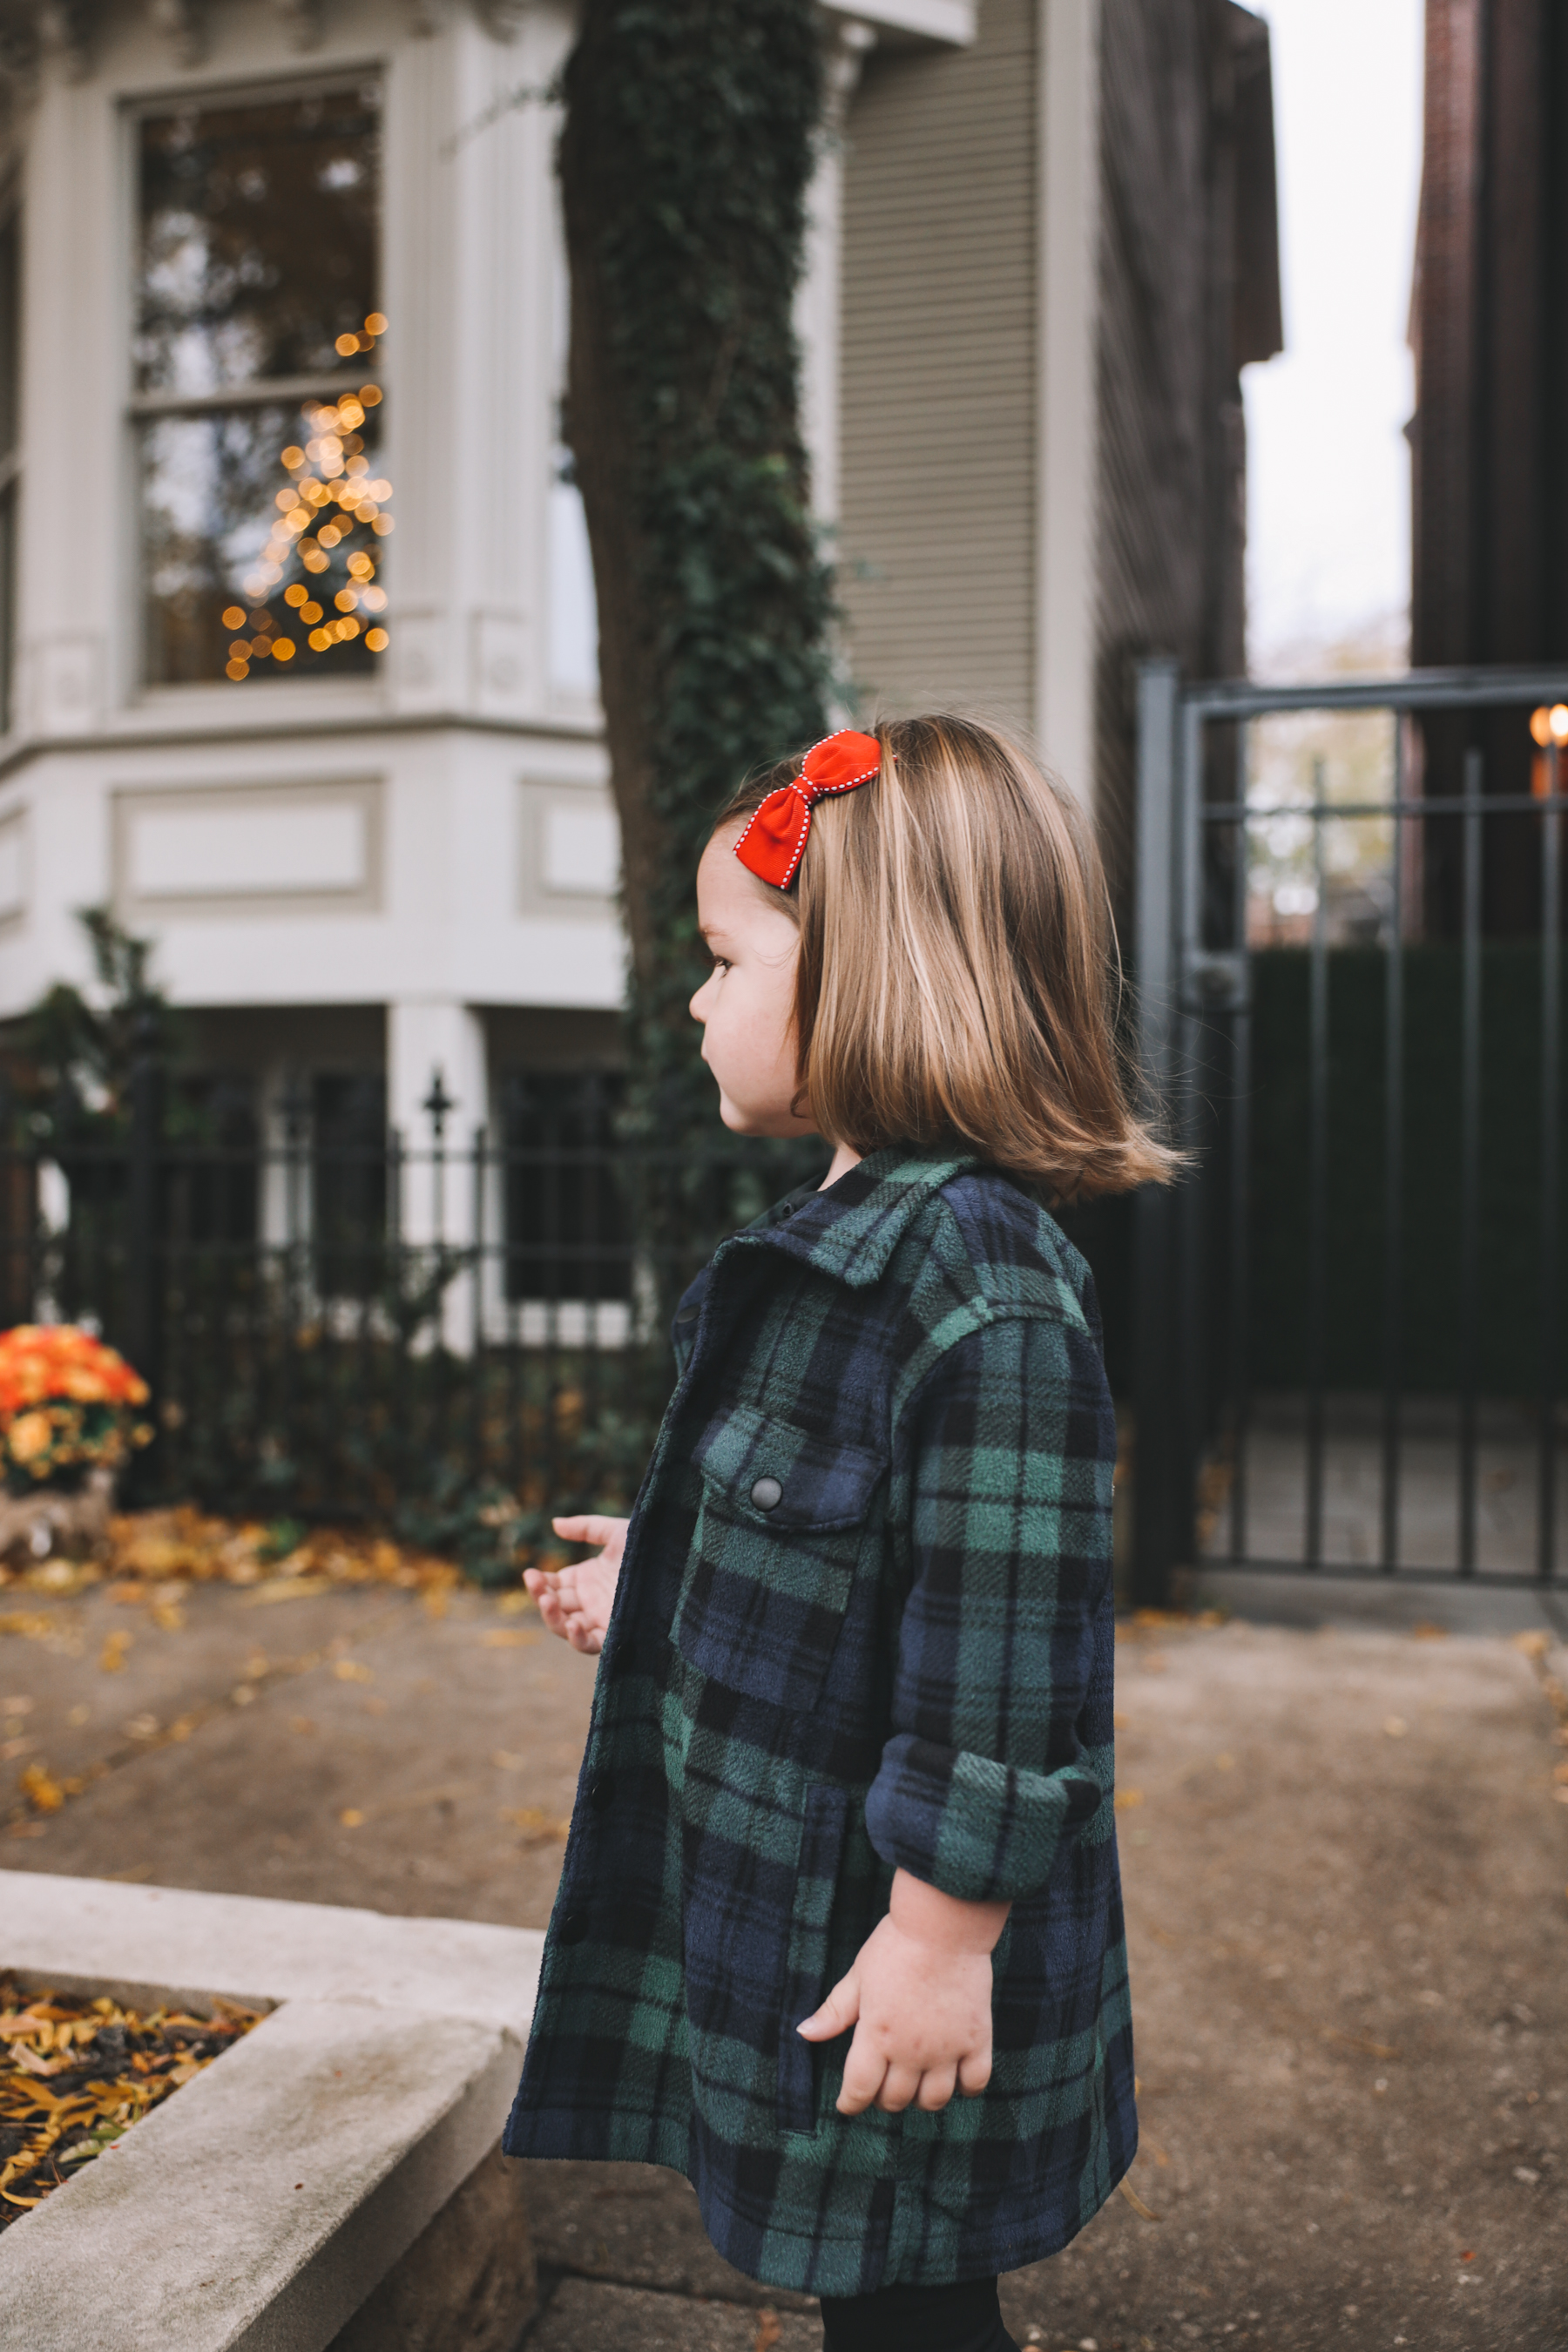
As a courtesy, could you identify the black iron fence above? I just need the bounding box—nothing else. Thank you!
[1133,662,1568,1600]
[0,1067,824,1572]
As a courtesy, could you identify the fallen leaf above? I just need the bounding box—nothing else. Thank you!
[332,1660,374,1684]
[497,1592,535,1616]
[289,1717,316,1737]
[0,1615,55,1643]
[1114,1789,1145,1811]
[17,1763,64,1813]
[755,2312,782,2352]
[339,1809,365,1828]
[1411,1622,1449,1640]
[492,1751,526,1771]
[1321,2027,1400,2058]
[1383,1717,1408,1738]
[99,1632,132,1673]
[1118,2176,1159,2221]
[500,1806,571,1841]
[1513,1631,1550,1658]
[242,1577,334,1607]
[150,1604,185,1633]
[483,1629,540,1648]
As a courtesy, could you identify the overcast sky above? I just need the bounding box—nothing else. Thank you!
[1242,0,1425,665]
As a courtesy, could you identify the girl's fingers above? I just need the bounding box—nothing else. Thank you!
[551,1515,621,1548]
[956,2046,993,2096]
[915,2063,958,2112]
[797,1970,860,2043]
[875,2063,923,2114]
[835,2029,887,2116]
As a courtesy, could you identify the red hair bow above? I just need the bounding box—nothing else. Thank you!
[733,729,883,889]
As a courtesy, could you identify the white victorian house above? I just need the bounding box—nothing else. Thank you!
[0,0,1274,1205]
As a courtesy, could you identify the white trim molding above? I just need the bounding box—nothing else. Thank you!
[822,0,977,44]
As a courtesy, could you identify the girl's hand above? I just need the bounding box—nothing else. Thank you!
[796,1869,1009,2115]
[523,1516,628,1655]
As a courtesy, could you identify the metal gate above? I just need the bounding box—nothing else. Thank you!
[1131,660,1568,1603]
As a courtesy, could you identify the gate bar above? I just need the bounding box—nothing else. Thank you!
[1379,718,1407,1572]
[1541,751,1563,1584]
[1457,750,1484,1575]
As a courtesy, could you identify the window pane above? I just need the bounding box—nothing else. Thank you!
[502,1072,632,1302]
[312,1073,387,1301]
[136,87,380,395]
[141,391,389,684]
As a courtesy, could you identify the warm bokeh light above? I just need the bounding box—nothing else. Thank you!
[365,313,387,335]
[1552,706,1568,745]
[225,384,394,686]
[335,332,359,356]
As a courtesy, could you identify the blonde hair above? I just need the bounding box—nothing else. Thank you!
[715,714,1178,1200]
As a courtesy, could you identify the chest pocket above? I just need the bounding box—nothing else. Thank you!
[674,1404,886,1712]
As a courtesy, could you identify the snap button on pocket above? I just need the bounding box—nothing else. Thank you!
[750,1475,783,1512]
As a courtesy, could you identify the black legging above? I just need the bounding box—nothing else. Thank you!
[819,2275,1018,2352]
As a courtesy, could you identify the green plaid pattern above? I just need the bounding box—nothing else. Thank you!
[504,1152,1137,2294]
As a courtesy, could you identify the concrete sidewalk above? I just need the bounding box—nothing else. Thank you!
[3,1570,1565,2349]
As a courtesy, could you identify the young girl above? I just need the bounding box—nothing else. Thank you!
[505,717,1173,2352]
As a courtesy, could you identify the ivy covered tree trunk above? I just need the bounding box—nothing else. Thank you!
[558,0,835,1292]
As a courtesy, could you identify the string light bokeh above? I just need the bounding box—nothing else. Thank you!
[222,314,392,681]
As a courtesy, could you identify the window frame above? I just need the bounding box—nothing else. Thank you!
[121,71,388,698]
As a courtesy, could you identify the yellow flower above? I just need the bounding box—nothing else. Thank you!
[9,1409,54,1462]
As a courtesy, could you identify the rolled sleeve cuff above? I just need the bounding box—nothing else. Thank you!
[864,1733,1111,1903]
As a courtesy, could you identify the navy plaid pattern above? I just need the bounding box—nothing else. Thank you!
[504,1152,1137,2295]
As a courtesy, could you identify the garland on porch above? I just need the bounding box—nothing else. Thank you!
[558,0,839,1289]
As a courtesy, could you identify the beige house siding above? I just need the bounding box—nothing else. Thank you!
[838,0,1037,723]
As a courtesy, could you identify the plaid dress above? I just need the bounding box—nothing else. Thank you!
[504,1150,1137,2295]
